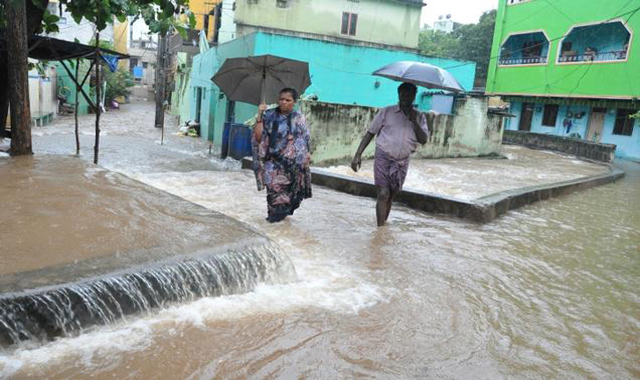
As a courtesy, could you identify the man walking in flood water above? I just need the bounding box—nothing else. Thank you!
[351,82,429,227]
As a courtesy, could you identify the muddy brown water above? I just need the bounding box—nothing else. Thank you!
[0,102,638,378]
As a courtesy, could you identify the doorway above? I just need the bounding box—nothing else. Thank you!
[587,108,606,142]
[519,102,534,131]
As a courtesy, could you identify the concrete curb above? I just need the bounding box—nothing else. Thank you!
[242,157,625,223]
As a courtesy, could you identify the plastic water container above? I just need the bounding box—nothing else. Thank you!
[228,124,253,160]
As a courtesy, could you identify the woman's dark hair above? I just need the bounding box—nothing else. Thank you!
[280,87,299,101]
[398,82,417,94]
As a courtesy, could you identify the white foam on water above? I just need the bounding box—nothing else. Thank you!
[0,166,391,376]
[0,254,391,377]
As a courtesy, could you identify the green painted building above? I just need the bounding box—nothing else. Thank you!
[486,0,640,160]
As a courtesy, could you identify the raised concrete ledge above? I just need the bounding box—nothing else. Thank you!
[476,167,626,222]
[503,130,617,163]
[242,157,626,223]
[310,168,493,222]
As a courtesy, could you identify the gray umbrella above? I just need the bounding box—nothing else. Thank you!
[373,61,464,93]
[211,54,311,105]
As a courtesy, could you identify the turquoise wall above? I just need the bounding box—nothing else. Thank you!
[185,31,476,147]
[253,33,475,108]
[506,101,640,160]
[54,61,91,116]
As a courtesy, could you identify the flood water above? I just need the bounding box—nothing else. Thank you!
[1,102,638,378]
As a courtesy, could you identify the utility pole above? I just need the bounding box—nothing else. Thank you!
[154,34,166,129]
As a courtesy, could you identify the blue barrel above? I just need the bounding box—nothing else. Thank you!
[221,122,232,159]
[228,123,253,160]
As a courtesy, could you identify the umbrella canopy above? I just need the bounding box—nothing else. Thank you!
[373,61,464,93]
[211,54,311,106]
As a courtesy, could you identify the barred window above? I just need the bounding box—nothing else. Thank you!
[613,109,635,136]
[341,12,357,36]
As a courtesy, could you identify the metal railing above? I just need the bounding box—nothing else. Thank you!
[558,50,628,62]
[499,56,548,65]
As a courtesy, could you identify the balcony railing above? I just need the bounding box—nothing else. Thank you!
[499,56,547,65]
[558,50,628,63]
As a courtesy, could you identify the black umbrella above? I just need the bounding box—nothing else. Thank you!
[373,61,464,93]
[211,54,311,105]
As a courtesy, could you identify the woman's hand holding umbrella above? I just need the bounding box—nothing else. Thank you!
[253,102,269,142]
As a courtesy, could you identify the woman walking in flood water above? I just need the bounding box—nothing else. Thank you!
[252,88,312,223]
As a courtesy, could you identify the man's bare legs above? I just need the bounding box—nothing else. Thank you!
[376,187,397,227]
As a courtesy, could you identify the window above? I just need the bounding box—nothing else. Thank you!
[499,31,550,65]
[558,21,631,63]
[613,109,635,136]
[276,0,289,8]
[142,62,148,69]
[341,12,357,36]
[542,104,559,127]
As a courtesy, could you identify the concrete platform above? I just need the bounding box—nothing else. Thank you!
[242,146,625,223]
[0,156,292,346]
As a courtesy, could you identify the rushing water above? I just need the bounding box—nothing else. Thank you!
[0,102,638,378]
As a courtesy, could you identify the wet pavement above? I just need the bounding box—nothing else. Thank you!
[1,100,638,379]
[323,146,610,200]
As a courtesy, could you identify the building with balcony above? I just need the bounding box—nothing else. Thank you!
[486,0,640,160]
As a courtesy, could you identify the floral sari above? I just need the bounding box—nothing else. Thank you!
[252,108,312,222]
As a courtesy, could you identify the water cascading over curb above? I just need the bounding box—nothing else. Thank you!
[0,242,295,347]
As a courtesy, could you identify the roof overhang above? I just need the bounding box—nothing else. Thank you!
[0,35,130,61]
[392,0,426,7]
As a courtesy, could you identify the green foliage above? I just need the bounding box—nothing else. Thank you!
[418,30,460,58]
[59,0,192,36]
[631,111,640,119]
[40,9,60,33]
[419,10,497,87]
[104,68,134,103]
[88,38,115,51]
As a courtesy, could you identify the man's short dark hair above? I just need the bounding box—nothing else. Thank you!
[280,87,299,101]
[398,82,417,94]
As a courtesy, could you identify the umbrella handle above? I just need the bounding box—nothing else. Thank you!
[260,67,267,103]
[260,67,266,104]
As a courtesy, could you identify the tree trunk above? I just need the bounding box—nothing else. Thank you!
[154,34,166,129]
[7,0,33,156]
[0,55,9,138]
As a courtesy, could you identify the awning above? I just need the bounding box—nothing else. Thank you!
[0,35,130,61]
[500,95,640,110]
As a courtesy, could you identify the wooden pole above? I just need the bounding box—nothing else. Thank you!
[94,29,101,165]
[161,109,165,145]
[74,58,80,155]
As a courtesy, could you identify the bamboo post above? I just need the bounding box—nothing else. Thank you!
[94,29,101,165]
[74,58,80,155]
